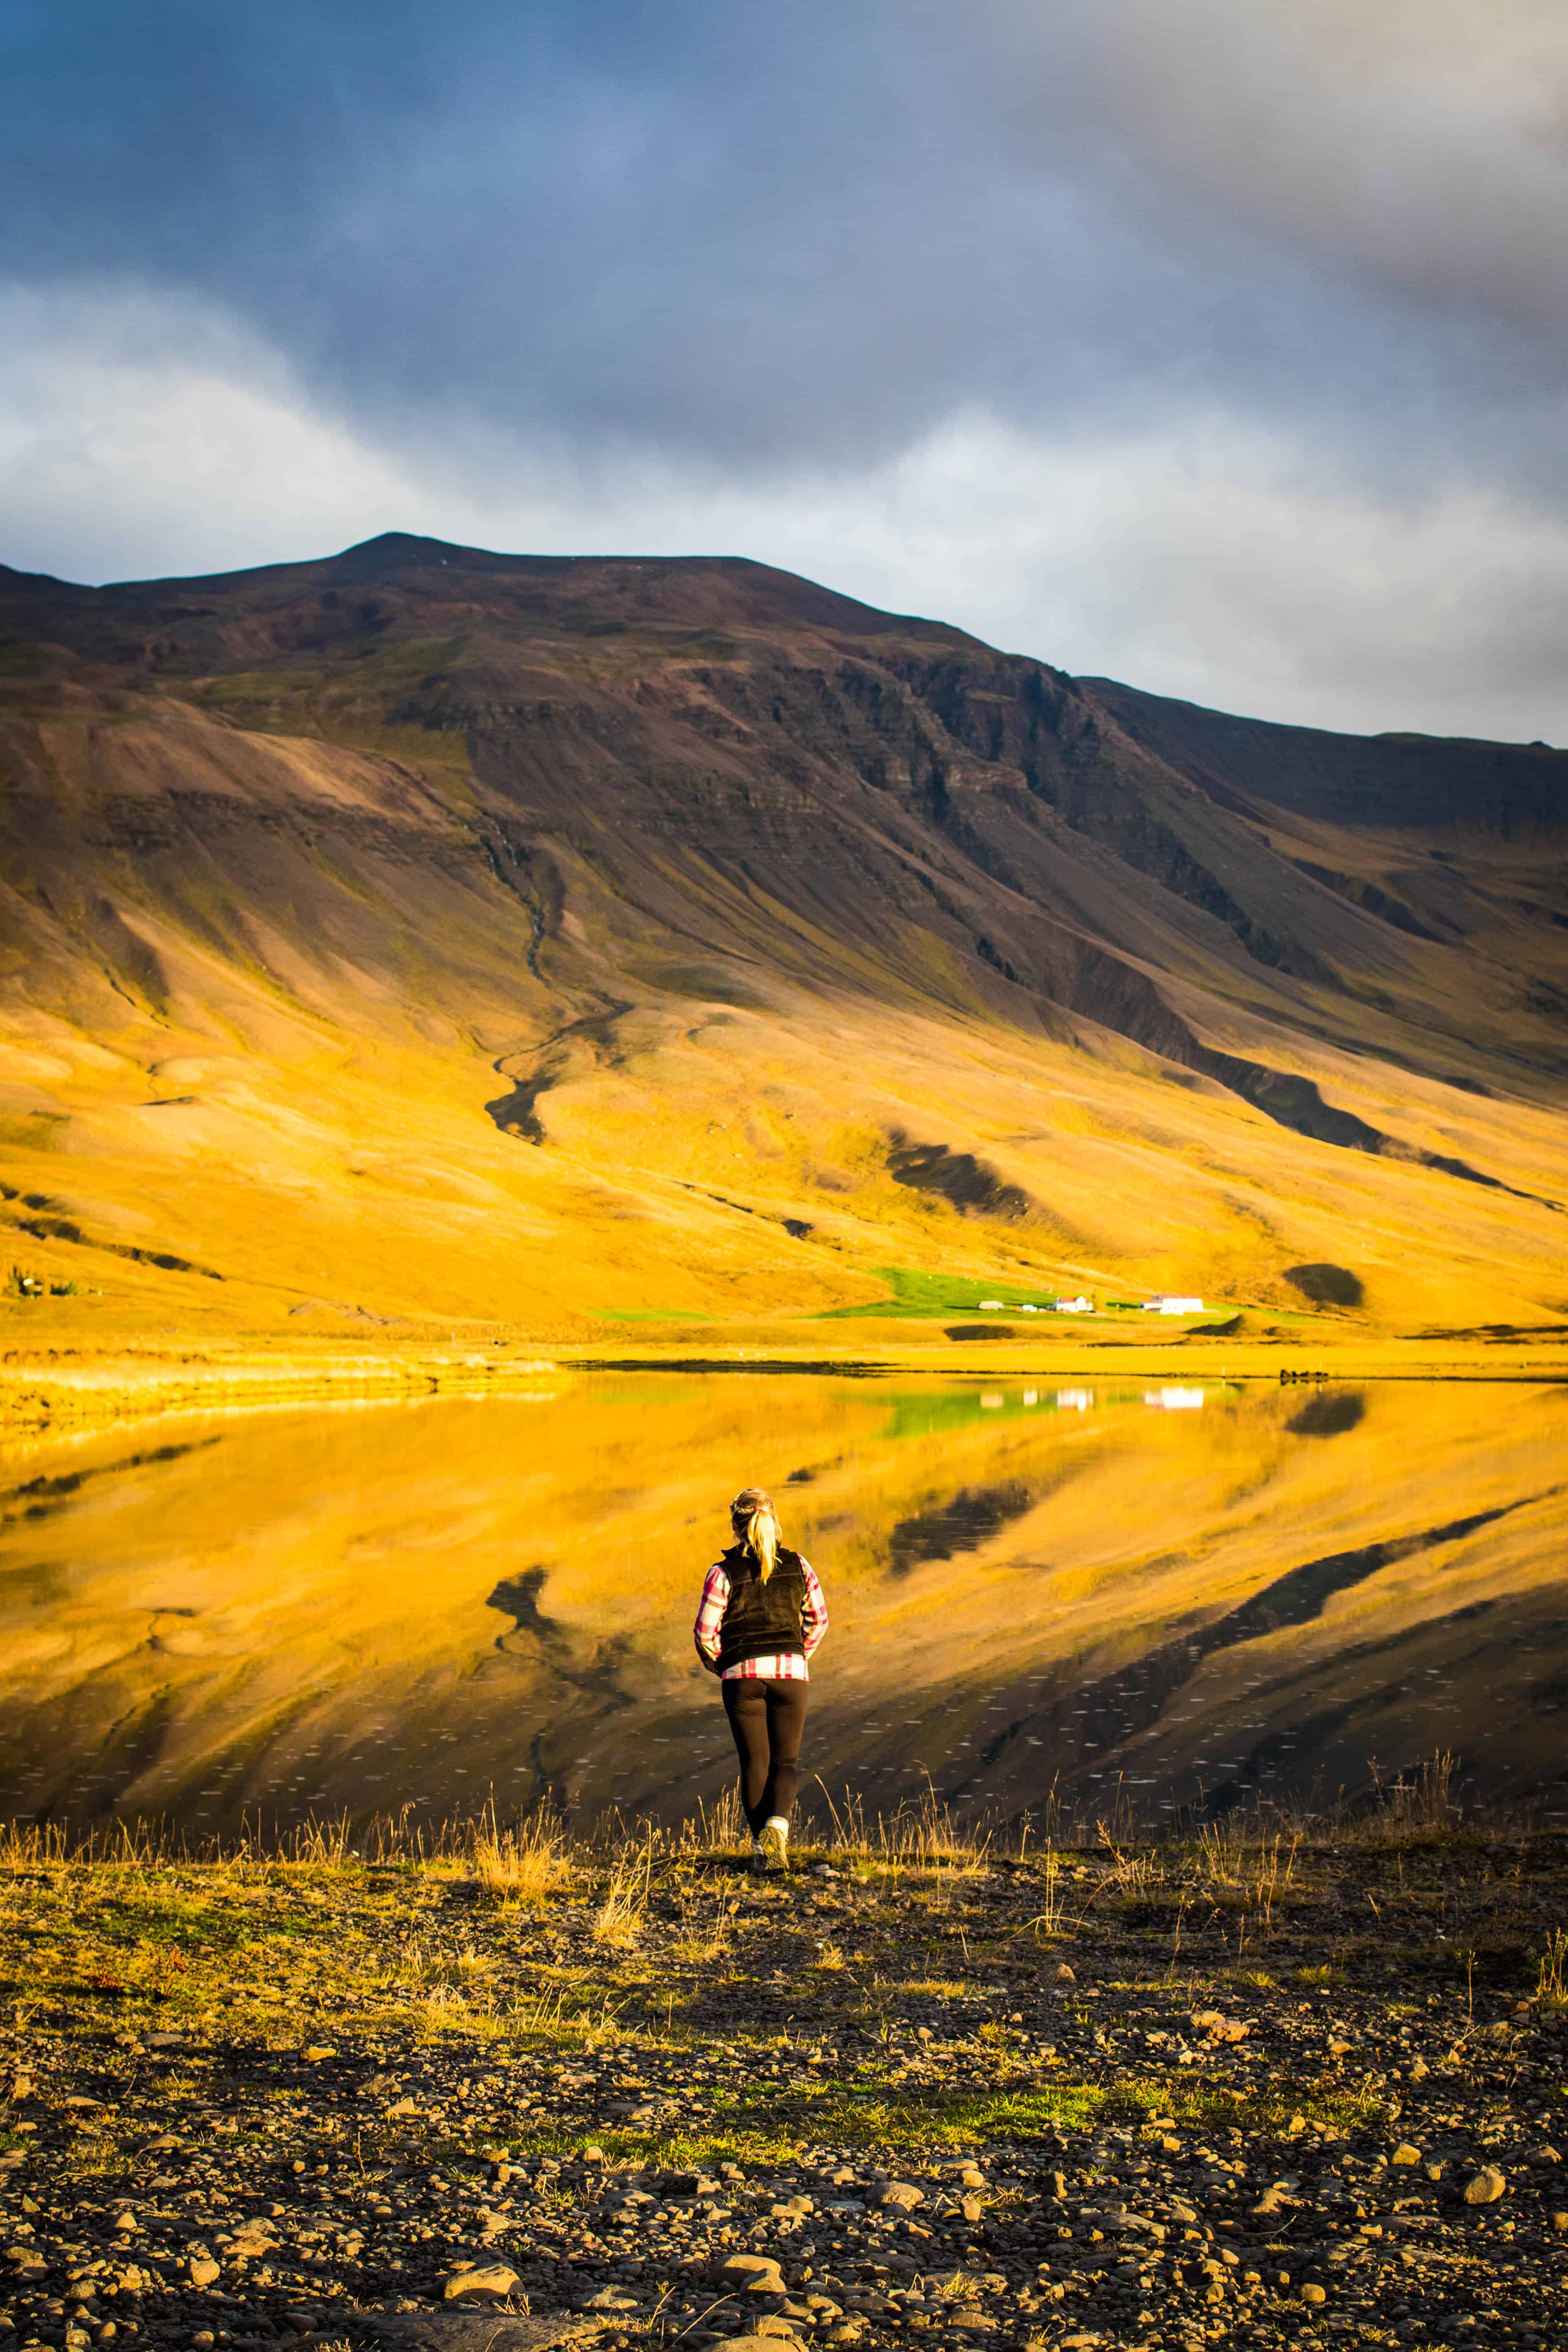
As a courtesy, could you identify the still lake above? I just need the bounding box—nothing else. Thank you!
[3,1373,1565,1836]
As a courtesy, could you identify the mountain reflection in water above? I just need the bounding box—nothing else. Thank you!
[3,1375,1565,1834]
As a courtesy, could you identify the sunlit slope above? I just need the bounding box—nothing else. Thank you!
[1,535,1566,1341]
[2,1377,1564,1829]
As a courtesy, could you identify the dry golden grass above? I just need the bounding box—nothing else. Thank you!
[592,1844,654,1949]
[1535,1927,1568,2014]
[472,1801,573,1903]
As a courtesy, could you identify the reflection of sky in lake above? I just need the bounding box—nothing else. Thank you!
[2,1375,1565,1835]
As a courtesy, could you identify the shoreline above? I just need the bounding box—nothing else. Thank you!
[2,1335,1566,1439]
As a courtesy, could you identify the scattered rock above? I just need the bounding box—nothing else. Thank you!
[227,2226,277,2258]
[1392,2142,1423,2165]
[362,2320,589,2352]
[720,2254,786,2294]
[874,2181,925,2210]
[1464,2165,1507,2205]
[443,2262,521,2301]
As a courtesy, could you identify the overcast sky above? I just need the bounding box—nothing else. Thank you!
[4,0,1567,739]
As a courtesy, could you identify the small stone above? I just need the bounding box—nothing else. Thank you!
[443,2262,520,2301]
[958,2166,986,2189]
[1300,2283,1327,2306]
[1052,1964,1075,1984]
[876,2182,925,2211]
[1392,2144,1422,2167]
[721,2255,786,2295]
[187,2259,220,2289]
[228,2228,276,2259]
[1286,2113,1307,2136]
[959,2195,984,2222]
[1463,2167,1506,2206]
[302,2047,337,2063]
[1192,2010,1248,2043]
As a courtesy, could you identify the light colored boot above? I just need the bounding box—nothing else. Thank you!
[759,1816,790,1873]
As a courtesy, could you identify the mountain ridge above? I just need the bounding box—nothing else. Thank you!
[1,533,1565,1341]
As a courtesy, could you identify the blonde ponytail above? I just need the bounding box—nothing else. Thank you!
[730,1485,781,1583]
[745,1506,779,1584]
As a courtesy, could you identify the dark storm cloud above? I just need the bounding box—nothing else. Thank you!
[6,0,1564,486]
[6,1,1568,739]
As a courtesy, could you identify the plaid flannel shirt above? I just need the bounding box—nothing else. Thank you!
[693,1554,828,1681]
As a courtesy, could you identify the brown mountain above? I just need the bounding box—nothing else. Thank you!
[1,531,1565,1341]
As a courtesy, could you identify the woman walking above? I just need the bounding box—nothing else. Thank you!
[693,1485,828,1873]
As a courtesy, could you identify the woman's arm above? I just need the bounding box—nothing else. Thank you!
[692,1561,730,1675]
[799,1556,829,1658]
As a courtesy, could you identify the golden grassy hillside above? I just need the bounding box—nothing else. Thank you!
[0,534,1565,1363]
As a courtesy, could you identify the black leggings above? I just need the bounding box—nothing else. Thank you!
[722,1677,808,1836]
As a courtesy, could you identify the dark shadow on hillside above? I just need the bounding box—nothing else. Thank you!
[887,1133,1032,1221]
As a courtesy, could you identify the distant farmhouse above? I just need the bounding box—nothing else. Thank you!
[1142,1293,1204,1314]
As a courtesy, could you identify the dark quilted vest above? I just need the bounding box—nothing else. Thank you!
[717,1544,808,1672]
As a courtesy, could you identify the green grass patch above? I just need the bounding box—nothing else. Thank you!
[591,1308,715,1323]
[1170,2080,1382,2138]
[483,2075,1108,2168]
[817,1266,1068,1321]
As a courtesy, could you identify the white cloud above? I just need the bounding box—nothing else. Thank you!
[3,282,1565,744]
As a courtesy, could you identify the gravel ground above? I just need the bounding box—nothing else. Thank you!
[2,1826,1566,2352]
